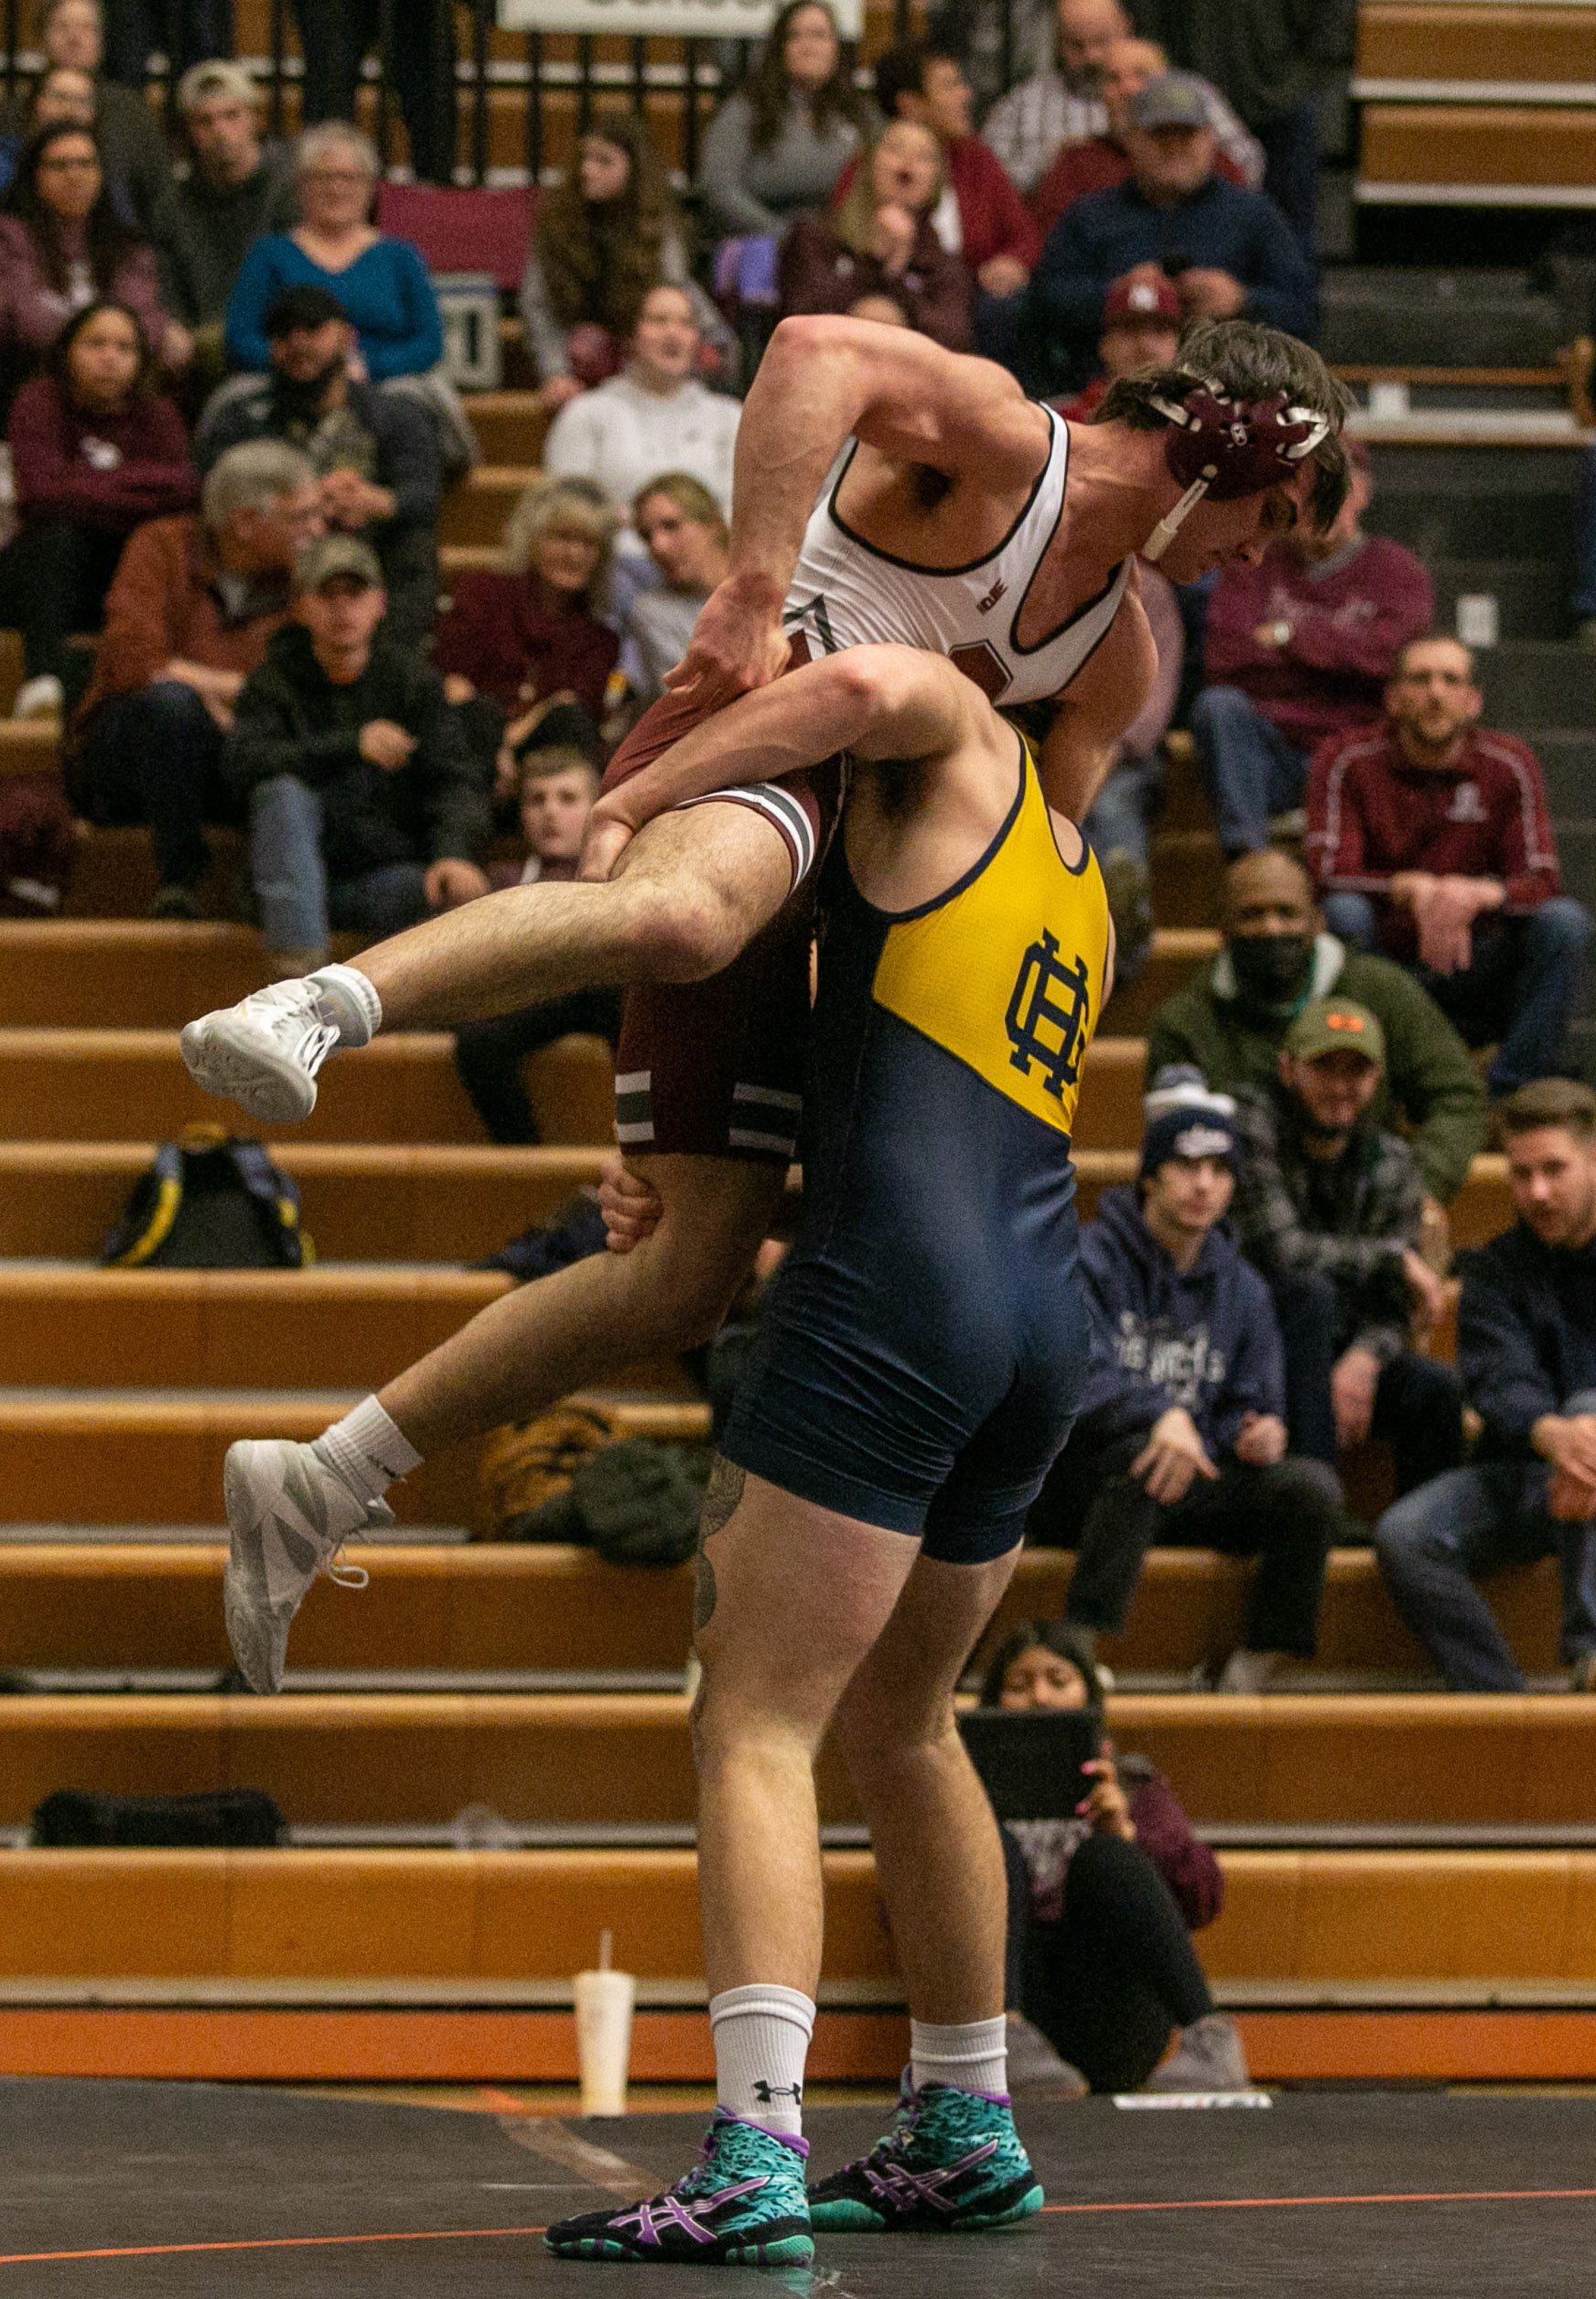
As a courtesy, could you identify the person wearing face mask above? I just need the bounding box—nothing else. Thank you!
[1375,1078,1596,1692]
[195,283,439,646]
[1192,440,1431,859]
[1147,847,1487,1217]
[1228,996,1465,1495]
[976,1617,1248,2096]
[1031,1067,1341,1692]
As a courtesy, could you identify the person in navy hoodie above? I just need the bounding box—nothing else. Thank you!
[1030,1065,1342,1690]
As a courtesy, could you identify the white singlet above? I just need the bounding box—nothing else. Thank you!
[783,404,1131,707]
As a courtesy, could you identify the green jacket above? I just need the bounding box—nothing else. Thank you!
[1145,934,1487,1205]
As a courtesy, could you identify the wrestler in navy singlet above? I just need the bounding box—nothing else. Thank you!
[721,732,1111,1560]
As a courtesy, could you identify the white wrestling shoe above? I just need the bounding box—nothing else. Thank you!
[222,1438,393,1694]
[181,976,358,1124]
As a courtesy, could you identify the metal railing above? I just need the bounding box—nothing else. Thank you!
[0,0,921,186]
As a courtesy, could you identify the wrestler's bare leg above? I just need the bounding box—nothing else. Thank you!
[690,1471,1015,2019]
[356,802,793,1030]
[379,1153,783,1456]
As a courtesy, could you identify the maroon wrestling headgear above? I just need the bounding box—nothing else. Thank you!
[1139,382,1332,562]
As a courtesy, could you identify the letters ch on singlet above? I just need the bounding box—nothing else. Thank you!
[1005,931,1091,1101]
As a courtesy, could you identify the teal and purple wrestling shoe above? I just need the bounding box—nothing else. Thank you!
[807,2076,1043,2233]
[544,2110,814,2265]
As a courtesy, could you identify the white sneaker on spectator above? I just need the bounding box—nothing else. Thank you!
[222,1437,392,1694]
[1146,2013,1251,2093]
[1005,2012,1089,2100]
[182,977,351,1123]
[1214,1647,1289,1694]
[12,674,62,720]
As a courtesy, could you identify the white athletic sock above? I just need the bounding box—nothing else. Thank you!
[708,1983,815,2137]
[306,963,383,1048]
[911,2015,1008,2100]
[314,1394,423,1504]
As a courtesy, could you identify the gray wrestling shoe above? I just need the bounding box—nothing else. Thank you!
[1147,2013,1251,2093]
[222,1438,392,1694]
[181,977,346,1124]
[1004,2013,1089,2100]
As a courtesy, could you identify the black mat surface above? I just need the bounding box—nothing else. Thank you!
[6,2079,1596,2294]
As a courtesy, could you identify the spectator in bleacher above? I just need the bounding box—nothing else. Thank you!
[0,69,120,213]
[102,0,232,93]
[931,0,1058,119]
[1147,849,1489,1214]
[779,120,974,352]
[1192,441,1430,859]
[519,113,737,417]
[225,533,491,970]
[0,124,184,388]
[980,0,1120,200]
[1228,994,1465,1500]
[1306,635,1591,1101]
[981,1619,1251,2095]
[624,474,728,712]
[0,298,196,721]
[1375,1078,1596,1693]
[1030,1069,1340,1693]
[1134,0,1352,258]
[543,285,741,541]
[23,0,172,234]
[1031,34,1262,244]
[69,437,320,917]
[1025,73,1316,395]
[432,476,619,780]
[835,38,1035,359]
[696,0,875,246]
[452,744,621,1146]
[291,0,457,187]
[195,282,439,647]
[154,63,297,381]
[1051,268,1178,419]
[224,124,441,383]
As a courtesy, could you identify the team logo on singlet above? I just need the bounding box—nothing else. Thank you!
[783,594,841,654]
[1005,930,1092,1100]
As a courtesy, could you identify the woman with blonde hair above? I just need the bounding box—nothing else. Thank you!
[778,115,972,349]
[433,475,620,768]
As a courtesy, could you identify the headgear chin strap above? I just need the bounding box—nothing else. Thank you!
[1140,383,1332,562]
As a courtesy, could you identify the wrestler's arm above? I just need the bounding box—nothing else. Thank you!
[582,646,976,879]
[1034,576,1159,825]
[671,319,1050,704]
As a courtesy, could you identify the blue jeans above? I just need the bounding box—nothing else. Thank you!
[1084,750,1163,872]
[250,775,433,955]
[1323,890,1591,1094]
[1190,684,1310,856]
[1375,1391,1596,1689]
[1268,1267,1465,1495]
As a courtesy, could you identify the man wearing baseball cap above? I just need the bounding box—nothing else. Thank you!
[1032,1064,1341,1691]
[196,283,441,646]
[1026,69,1315,393]
[1228,996,1464,1498]
[223,534,490,972]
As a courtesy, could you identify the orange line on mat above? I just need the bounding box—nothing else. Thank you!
[1043,2186,1596,2217]
[0,2227,548,2265]
[11,2184,1596,2263]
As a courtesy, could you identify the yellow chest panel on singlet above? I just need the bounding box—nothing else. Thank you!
[868,744,1110,1139]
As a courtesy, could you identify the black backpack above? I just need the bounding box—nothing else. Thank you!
[102,1126,312,1269]
[30,1787,287,1848]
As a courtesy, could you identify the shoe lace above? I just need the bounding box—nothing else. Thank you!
[253,984,341,1075]
[322,1546,369,1591]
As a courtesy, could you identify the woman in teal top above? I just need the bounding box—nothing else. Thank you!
[223,121,441,379]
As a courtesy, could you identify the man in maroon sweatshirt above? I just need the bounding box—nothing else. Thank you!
[1305,634,1590,1096]
[1192,442,1432,857]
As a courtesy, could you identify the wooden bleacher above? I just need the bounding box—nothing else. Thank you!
[0,383,1588,2092]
